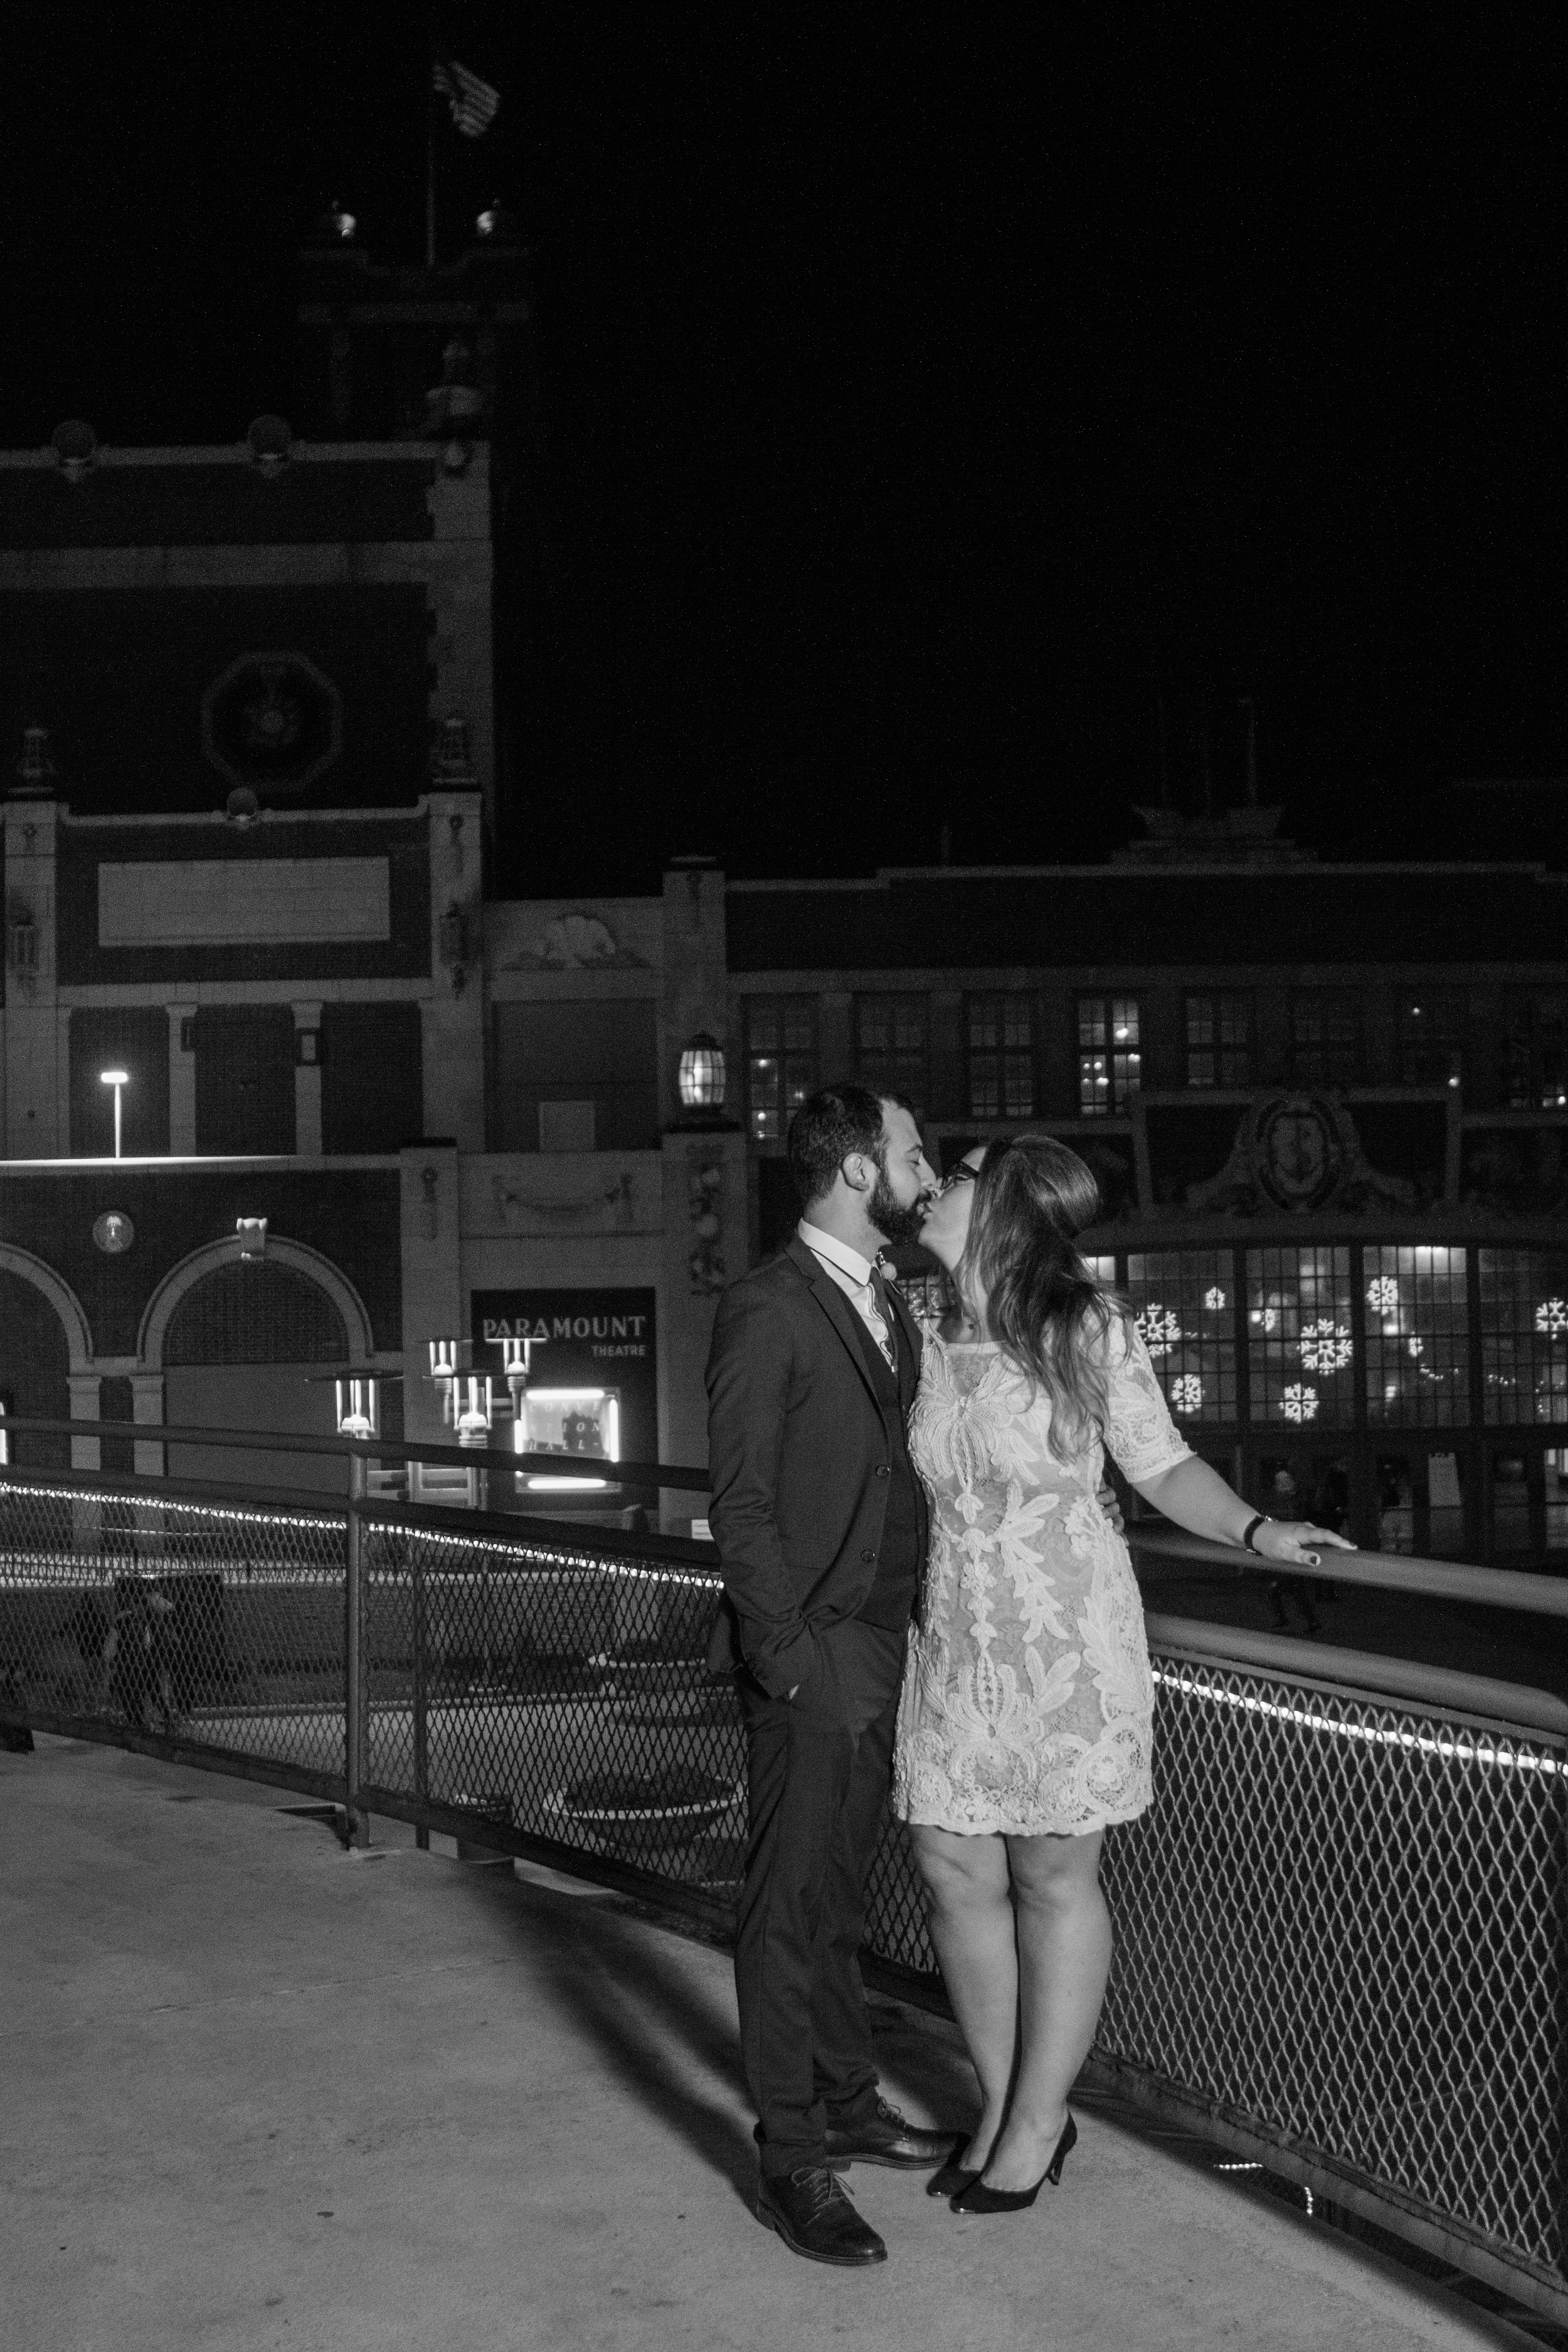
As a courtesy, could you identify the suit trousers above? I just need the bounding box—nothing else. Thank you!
[733,1615,908,2177]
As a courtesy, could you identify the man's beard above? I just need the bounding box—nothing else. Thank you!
[869,1165,928,1248]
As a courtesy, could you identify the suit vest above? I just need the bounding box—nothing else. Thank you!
[845,1300,926,1630]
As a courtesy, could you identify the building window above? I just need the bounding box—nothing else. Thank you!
[854,995,928,1114]
[966,995,1035,1120]
[1363,1245,1469,1427]
[1077,997,1140,1116]
[1396,992,1463,1088]
[1185,993,1253,1089]
[1479,1248,1568,1424]
[1125,1250,1237,1422]
[1289,990,1361,1088]
[746,997,817,1146]
[1504,990,1568,1109]
[1246,1245,1355,1426]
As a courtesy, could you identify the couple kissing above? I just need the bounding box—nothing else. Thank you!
[704,1084,1348,2267]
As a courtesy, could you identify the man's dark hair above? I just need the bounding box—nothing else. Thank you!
[787,1081,912,1208]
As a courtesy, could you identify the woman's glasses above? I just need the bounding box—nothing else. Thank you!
[938,1163,978,1195]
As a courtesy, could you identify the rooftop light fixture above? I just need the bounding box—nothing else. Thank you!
[99,1068,129,1158]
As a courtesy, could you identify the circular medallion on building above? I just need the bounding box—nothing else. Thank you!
[1251,1096,1346,1213]
[92,1210,135,1254]
[201,650,343,800]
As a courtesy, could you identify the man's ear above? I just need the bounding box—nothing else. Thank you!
[841,1152,873,1195]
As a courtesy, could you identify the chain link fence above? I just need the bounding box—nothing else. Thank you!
[0,1451,1562,2322]
[0,1470,346,1792]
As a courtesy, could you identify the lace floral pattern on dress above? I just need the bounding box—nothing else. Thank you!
[891,1315,1190,1838]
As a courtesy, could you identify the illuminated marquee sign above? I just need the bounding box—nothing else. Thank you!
[472,1286,657,1467]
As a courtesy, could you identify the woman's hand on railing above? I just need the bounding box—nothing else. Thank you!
[1252,1519,1356,1569]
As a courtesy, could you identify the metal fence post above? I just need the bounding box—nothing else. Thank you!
[411,1544,430,1851]
[344,1452,369,1847]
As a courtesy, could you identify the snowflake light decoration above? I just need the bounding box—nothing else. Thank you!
[1406,1336,1424,1359]
[1170,1374,1204,1415]
[1298,1319,1353,1374]
[1135,1304,1182,1355]
[1535,1298,1568,1338]
[1366,1276,1401,1314]
[1281,1384,1319,1424]
[1204,1286,1227,1311]
[1249,1306,1279,1333]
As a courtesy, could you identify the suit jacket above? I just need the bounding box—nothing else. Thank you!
[704,1233,926,1696]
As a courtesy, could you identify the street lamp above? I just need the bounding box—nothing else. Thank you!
[99,1068,129,1158]
[334,1377,379,1442]
[454,1374,493,1448]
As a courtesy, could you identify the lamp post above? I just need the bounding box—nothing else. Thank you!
[99,1067,129,1159]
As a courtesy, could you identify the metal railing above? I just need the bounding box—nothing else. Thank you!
[0,1414,1562,2325]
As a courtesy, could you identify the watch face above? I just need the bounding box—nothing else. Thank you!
[92,1210,135,1254]
[1254,1098,1343,1212]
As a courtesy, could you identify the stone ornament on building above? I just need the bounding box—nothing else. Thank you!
[505,909,645,969]
[687,1152,726,1293]
[201,652,343,800]
[1187,1093,1416,1217]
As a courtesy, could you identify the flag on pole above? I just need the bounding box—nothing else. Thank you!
[433,53,500,139]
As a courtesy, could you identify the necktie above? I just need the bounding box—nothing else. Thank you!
[867,1267,898,1372]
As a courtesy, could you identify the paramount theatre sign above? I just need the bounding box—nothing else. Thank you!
[471,1287,657,1466]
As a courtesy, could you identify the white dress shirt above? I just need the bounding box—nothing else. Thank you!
[798,1220,896,1370]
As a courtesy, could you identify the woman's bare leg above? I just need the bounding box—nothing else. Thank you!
[909,1824,1016,2169]
[979,1828,1110,2192]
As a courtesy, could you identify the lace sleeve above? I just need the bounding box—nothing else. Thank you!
[1101,1314,1194,1484]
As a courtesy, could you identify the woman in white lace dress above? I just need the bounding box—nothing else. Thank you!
[893,1136,1350,2213]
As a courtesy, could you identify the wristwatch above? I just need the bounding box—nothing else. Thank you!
[1241,1513,1273,1554]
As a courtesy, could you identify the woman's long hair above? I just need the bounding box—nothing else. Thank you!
[956,1134,1129,1464]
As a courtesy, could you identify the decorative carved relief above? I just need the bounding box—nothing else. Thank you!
[687,1152,726,1293]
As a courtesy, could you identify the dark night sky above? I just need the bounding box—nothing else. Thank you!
[7,6,1568,890]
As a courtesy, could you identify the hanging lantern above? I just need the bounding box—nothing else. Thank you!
[455,1374,493,1448]
[677,1032,726,1115]
[334,1377,379,1441]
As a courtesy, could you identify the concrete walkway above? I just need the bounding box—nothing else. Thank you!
[0,1735,1542,2352]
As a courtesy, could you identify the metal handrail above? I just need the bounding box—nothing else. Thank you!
[1130,1523,1568,1618]
[0,1411,712,1491]
[7,1410,1568,1613]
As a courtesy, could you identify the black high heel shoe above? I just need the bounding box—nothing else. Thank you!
[951,2113,1077,2213]
[926,2134,987,2200]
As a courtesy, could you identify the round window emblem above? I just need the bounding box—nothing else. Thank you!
[92,1210,135,1254]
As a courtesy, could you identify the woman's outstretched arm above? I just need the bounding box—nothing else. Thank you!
[1130,1454,1355,1565]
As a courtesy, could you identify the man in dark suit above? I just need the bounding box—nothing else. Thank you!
[705,1083,951,2265]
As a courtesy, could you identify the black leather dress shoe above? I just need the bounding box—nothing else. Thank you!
[756,2166,887,2265]
[824,2095,953,2169]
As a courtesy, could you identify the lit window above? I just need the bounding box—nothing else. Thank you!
[1364,1245,1469,1428]
[1246,1246,1355,1424]
[746,997,817,1147]
[1480,1248,1568,1424]
[1078,996,1140,1115]
[1126,1251,1236,1421]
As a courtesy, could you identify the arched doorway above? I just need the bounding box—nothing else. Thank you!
[156,1252,364,1496]
[0,1268,75,1471]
